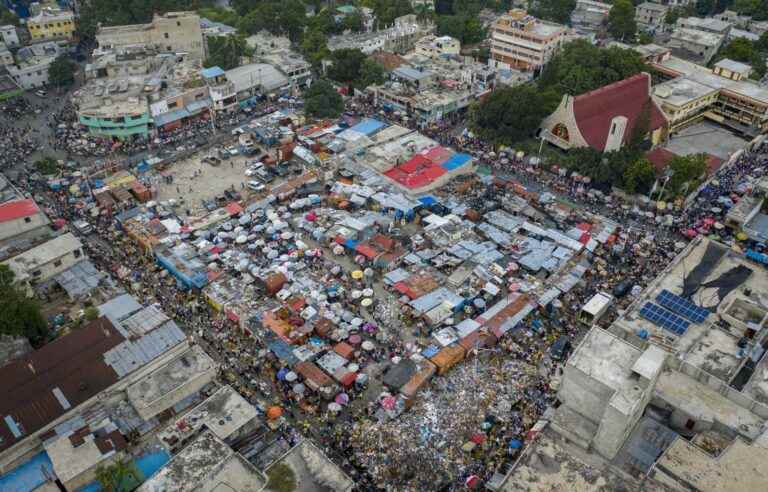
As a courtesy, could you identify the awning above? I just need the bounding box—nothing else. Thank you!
[154,107,190,127]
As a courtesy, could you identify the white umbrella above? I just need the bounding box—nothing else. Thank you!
[293,383,305,394]
[285,371,297,382]
[348,363,359,372]
[236,235,247,244]
[328,402,342,412]
[361,298,373,307]
[362,288,374,297]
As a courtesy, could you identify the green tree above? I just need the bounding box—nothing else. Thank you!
[356,59,385,89]
[48,56,77,88]
[717,38,767,78]
[623,158,656,194]
[84,306,100,321]
[469,84,560,145]
[327,48,368,85]
[35,157,59,175]
[237,2,281,35]
[734,0,768,20]
[668,153,707,195]
[197,7,240,27]
[532,0,577,24]
[362,0,414,26]
[0,7,20,26]
[539,40,647,97]
[0,265,49,347]
[95,459,133,492]
[279,0,308,42]
[205,35,248,70]
[342,12,365,32]
[304,79,344,118]
[756,32,768,52]
[300,28,330,70]
[436,15,486,44]
[608,0,637,41]
[78,0,214,27]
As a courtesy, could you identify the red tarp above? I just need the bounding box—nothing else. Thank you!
[226,202,243,216]
[423,146,453,165]
[355,243,378,259]
[399,154,432,173]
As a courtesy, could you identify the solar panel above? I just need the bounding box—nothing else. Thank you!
[640,302,691,336]
[655,290,710,323]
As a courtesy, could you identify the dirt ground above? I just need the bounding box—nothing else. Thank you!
[150,150,256,217]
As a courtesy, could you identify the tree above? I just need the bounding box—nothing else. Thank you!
[623,159,656,194]
[78,0,215,27]
[304,79,344,118]
[84,306,100,321]
[237,3,281,35]
[279,0,309,42]
[717,38,767,78]
[608,0,637,41]
[362,0,413,27]
[48,56,76,88]
[532,0,577,25]
[342,12,365,32]
[35,157,59,175]
[436,15,486,44]
[539,40,647,98]
[301,28,330,70]
[734,0,768,20]
[327,49,368,85]
[356,59,385,89]
[197,7,240,27]
[470,84,560,145]
[95,459,133,492]
[668,153,707,195]
[0,7,20,26]
[205,35,248,70]
[0,265,49,347]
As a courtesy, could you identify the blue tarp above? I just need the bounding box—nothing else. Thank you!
[441,153,472,171]
[747,249,768,264]
[156,254,208,290]
[201,66,225,78]
[268,340,299,366]
[344,239,359,249]
[0,452,54,492]
[349,118,386,136]
[418,196,438,207]
[422,345,440,358]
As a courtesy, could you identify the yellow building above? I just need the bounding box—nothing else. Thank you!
[27,8,75,40]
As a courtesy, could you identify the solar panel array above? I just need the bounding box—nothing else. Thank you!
[656,289,710,323]
[639,302,691,336]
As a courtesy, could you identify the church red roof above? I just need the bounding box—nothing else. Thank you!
[573,73,667,152]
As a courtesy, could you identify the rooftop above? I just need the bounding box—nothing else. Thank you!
[654,75,718,106]
[265,440,354,492]
[0,199,40,223]
[125,345,215,420]
[160,385,259,445]
[671,27,724,46]
[4,232,81,275]
[137,431,267,492]
[225,63,289,93]
[637,2,669,12]
[652,429,768,491]
[714,58,752,74]
[0,317,124,453]
[678,16,732,33]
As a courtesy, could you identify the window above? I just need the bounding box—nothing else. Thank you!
[73,250,82,259]
[177,21,181,27]
[164,32,169,39]
[610,123,617,135]
[53,260,62,267]
[32,270,41,277]
[24,217,31,223]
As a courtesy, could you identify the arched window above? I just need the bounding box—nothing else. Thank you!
[553,123,569,142]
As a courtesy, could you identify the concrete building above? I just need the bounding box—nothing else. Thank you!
[488,9,567,72]
[676,16,732,36]
[414,35,461,59]
[27,7,75,40]
[0,25,20,46]
[6,41,63,89]
[3,232,83,289]
[0,296,189,474]
[649,54,768,135]
[125,342,216,421]
[137,430,267,492]
[327,14,434,55]
[225,63,289,105]
[248,31,313,88]
[0,198,50,244]
[201,65,237,113]
[0,43,13,66]
[42,417,127,491]
[539,73,668,152]
[668,27,724,64]
[199,17,237,38]
[553,328,665,459]
[370,54,494,126]
[265,440,355,492]
[636,2,669,33]
[75,50,205,137]
[653,75,720,130]
[570,0,611,36]
[96,12,205,60]
[158,385,260,453]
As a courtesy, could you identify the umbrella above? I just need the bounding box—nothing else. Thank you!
[285,371,297,382]
[236,235,247,244]
[351,318,363,327]
[381,396,397,410]
[355,373,368,384]
[292,383,305,394]
[509,439,523,449]
[277,368,290,381]
[349,334,362,345]
[351,270,364,279]
[348,363,359,372]
[361,298,373,307]
[362,288,374,297]
[328,402,342,412]
[267,406,283,419]
[471,433,486,444]
[362,340,375,351]
[335,393,350,405]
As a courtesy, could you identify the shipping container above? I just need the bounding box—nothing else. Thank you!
[400,360,436,401]
[429,344,466,375]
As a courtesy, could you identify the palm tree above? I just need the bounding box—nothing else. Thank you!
[95,459,131,492]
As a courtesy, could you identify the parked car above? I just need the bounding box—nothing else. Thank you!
[203,156,221,166]
[247,180,266,191]
[35,90,47,97]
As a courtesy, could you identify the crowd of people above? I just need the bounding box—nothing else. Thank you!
[4,86,768,491]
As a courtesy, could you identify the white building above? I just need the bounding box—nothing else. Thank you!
[488,9,567,72]
[3,232,83,289]
[414,35,460,59]
[636,2,669,32]
[6,41,63,89]
[668,27,724,64]
[0,25,19,46]
[97,12,206,60]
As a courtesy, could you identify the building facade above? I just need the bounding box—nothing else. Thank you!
[96,12,205,60]
[488,9,566,72]
[27,8,75,40]
[636,2,669,32]
[3,232,83,289]
[414,35,461,58]
[0,198,50,243]
[0,25,20,46]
